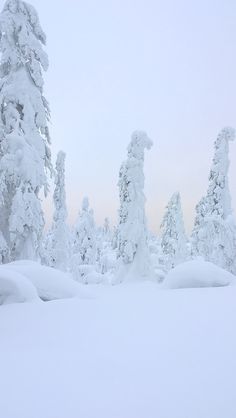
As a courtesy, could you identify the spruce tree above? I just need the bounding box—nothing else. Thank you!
[46,151,69,271]
[0,0,52,260]
[117,130,152,277]
[72,197,97,266]
[191,127,236,273]
[160,192,188,270]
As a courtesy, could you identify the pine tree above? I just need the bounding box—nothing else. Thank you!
[102,217,111,241]
[160,192,188,270]
[117,130,152,277]
[72,197,97,266]
[191,127,236,273]
[0,0,52,260]
[45,151,70,271]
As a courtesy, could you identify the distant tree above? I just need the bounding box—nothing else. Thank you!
[117,131,153,277]
[191,127,236,273]
[0,0,52,260]
[102,217,111,240]
[72,197,97,266]
[160,192,188,269]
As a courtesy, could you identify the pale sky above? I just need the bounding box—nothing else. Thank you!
[3,0,236,233]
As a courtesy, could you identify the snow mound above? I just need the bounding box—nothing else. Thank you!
[7,261,81,301]
[163,259,235,289]
[0,267,39,305]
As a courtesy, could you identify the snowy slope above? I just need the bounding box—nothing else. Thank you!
[0,283,236,418]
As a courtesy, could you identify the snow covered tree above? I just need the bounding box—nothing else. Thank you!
[117,130,153,277]
[102,217,111,241]
[191,127,236,274]
[0,230,9,263]
[72,197,97,266]
[0,0,52,260]
[160,192,188,270]
[44,151,70,271]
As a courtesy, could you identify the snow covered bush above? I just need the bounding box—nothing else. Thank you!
[0,0,52,261]
[43,151,70,271]
[191,127,236,274]
[116,130,153,279]
[160,192,188,270]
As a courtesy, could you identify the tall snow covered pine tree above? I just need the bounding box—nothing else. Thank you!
[191,127,236,274]
[117,130,153,279]
[0,0,52,261]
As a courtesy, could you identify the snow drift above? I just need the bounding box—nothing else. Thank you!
[1,261,82,302]
[0,267,39,305]
[1,282,236,418]
[163,259,235,289]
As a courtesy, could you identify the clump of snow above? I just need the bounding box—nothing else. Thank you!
[6,261,81,301]
[163,259,235,289]
[0,267,39,305]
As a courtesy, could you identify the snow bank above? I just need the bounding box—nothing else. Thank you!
[163,259,235,289]
[7,261,81,301]
[0,267,39,305]
[1,283,236,418]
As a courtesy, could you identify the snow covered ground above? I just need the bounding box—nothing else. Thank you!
[1,282,236,418]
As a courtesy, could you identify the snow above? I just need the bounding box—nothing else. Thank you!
[0,267,39,305]
[163,258,236,289]
[0,281,236,418]
[5,261,82,301]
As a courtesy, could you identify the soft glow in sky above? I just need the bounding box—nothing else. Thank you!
[3,0,236,233]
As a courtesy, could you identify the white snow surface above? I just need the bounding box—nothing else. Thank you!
[1,279,236,418]
[0,267,39,305]
[4,261,82,301]
[163,259,236,289]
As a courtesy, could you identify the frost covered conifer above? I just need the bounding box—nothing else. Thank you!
[191,127,236,273]
[72,197,96,266]
[102,217,111,241]
[0,0,52,260]
[160,192,188,270]
[46,151,69,271]
[117,131,153,277]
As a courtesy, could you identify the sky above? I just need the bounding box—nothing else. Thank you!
[3,0,236,233]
